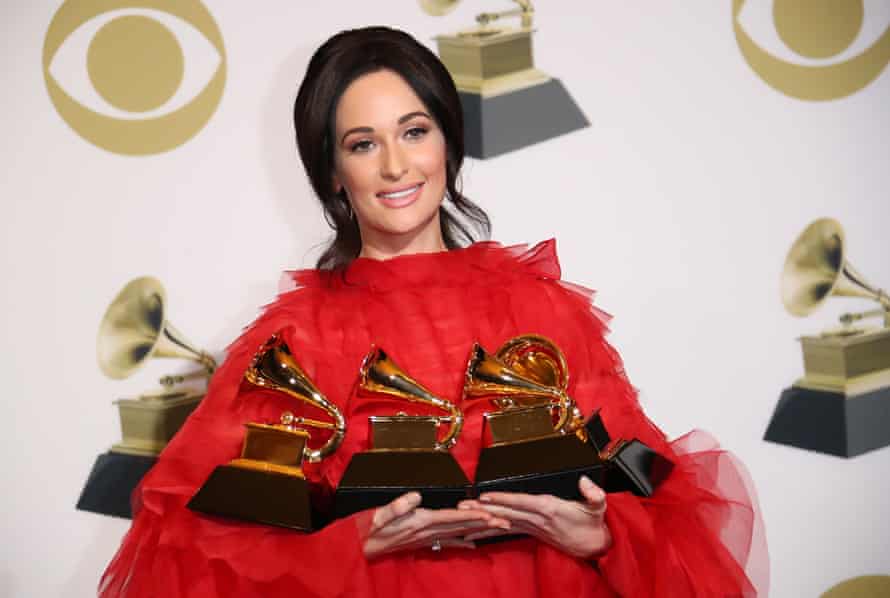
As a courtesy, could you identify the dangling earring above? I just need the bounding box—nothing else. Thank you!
[338,189,354,220]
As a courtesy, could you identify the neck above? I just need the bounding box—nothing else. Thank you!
[358,214,447,261]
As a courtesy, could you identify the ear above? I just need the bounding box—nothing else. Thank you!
[332,175,342,195]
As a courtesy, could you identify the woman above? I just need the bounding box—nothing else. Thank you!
[100,27,766,597]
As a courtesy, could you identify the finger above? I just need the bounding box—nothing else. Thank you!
[579,475,606,509]
[478,491,555,516]
[412,517,511,543]
[417,518,498,536]
[414,507,498,527]
[426,507,511,530]
[463,528,515,542]
[377,507,494,539]
[469,502,548,530]
[455,502,513,529]
[373,492,422,529]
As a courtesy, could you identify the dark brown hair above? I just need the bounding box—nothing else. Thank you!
[293,26,490,270]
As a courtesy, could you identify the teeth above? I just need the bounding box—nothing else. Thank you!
[380,185,419,199]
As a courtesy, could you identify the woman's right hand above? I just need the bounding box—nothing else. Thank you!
[360,492,511,559]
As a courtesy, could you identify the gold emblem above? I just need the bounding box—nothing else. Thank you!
[733,0,890,101]
[43,0,226,154]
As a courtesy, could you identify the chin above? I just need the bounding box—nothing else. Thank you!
[367,206,442,238]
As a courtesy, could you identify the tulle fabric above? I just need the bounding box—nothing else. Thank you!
[100,240,768,597]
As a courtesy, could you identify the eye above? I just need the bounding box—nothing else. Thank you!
[349,139,375,153]
[736,0,889,65]
[733,0,890,100]
[42,2,226,154]
[47,9,221,118]
[404,126,429,140]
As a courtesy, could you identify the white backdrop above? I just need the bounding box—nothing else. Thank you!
[2,2,889,596]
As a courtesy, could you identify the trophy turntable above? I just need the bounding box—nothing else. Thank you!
[77,277,216,518]
[764,218,890,457]
[419,0,589,158]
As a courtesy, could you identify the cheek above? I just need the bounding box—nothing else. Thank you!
[336,159,375,195]
[417,138,448,182]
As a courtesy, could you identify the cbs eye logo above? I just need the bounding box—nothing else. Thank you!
[43,1,226,155]
[733,0,890,101]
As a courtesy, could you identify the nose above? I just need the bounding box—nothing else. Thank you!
[380,143,408,180]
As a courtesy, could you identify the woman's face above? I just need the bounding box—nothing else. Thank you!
[332,69,448,253]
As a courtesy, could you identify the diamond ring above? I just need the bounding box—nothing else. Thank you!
[431,538,442,552]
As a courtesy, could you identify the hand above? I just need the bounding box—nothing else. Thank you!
[359,492,511,559]
[458,475,611,559]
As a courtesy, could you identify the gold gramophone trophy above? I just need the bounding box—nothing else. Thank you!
[765,218,890,457]
[188,334,346,531]
[77,277,216,518]
[419,0,588,158]
[464,335,605,498]
[467,335,674,501]
[333,347,471,518]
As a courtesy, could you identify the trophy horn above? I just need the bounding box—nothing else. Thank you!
[463,341,576,433]
[359,347,463,450]
[418,0,460,17]
[97,276,216,381]
[244,335,346,463]
[781,218,890,324]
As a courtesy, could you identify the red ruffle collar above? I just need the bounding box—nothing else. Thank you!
[280,239,562,293]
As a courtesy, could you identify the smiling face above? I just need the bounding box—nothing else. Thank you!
[332,69,448,259]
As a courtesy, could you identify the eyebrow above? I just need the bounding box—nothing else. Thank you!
[339,111,432,144]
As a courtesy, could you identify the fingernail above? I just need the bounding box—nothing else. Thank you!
[480,495,491,502]
[580,475,593,488]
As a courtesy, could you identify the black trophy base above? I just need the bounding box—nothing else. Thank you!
[472,435,603,545]
[76,451,157,519]
[460,78,589,159]
[187,464,312,531]
[474,434,605,499]
[334,451,472,519]
[765,385,890,458]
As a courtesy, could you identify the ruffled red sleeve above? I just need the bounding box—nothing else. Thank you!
[535,272,769,598]
[99,304,375,598]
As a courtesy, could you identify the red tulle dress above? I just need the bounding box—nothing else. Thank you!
[100,240,768,598]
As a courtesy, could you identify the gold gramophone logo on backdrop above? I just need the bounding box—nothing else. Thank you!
[764,219,890,458]
[733,0,890,100]
[43,0,226,155]
[76,276,216,518]
[420,1,589,158]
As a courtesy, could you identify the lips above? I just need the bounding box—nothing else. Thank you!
[376,183,424,208]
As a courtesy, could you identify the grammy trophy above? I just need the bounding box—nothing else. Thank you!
[188,334,346,530]
[334,347,472,518]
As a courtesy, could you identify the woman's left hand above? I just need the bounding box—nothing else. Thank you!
[457,475,611,559]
